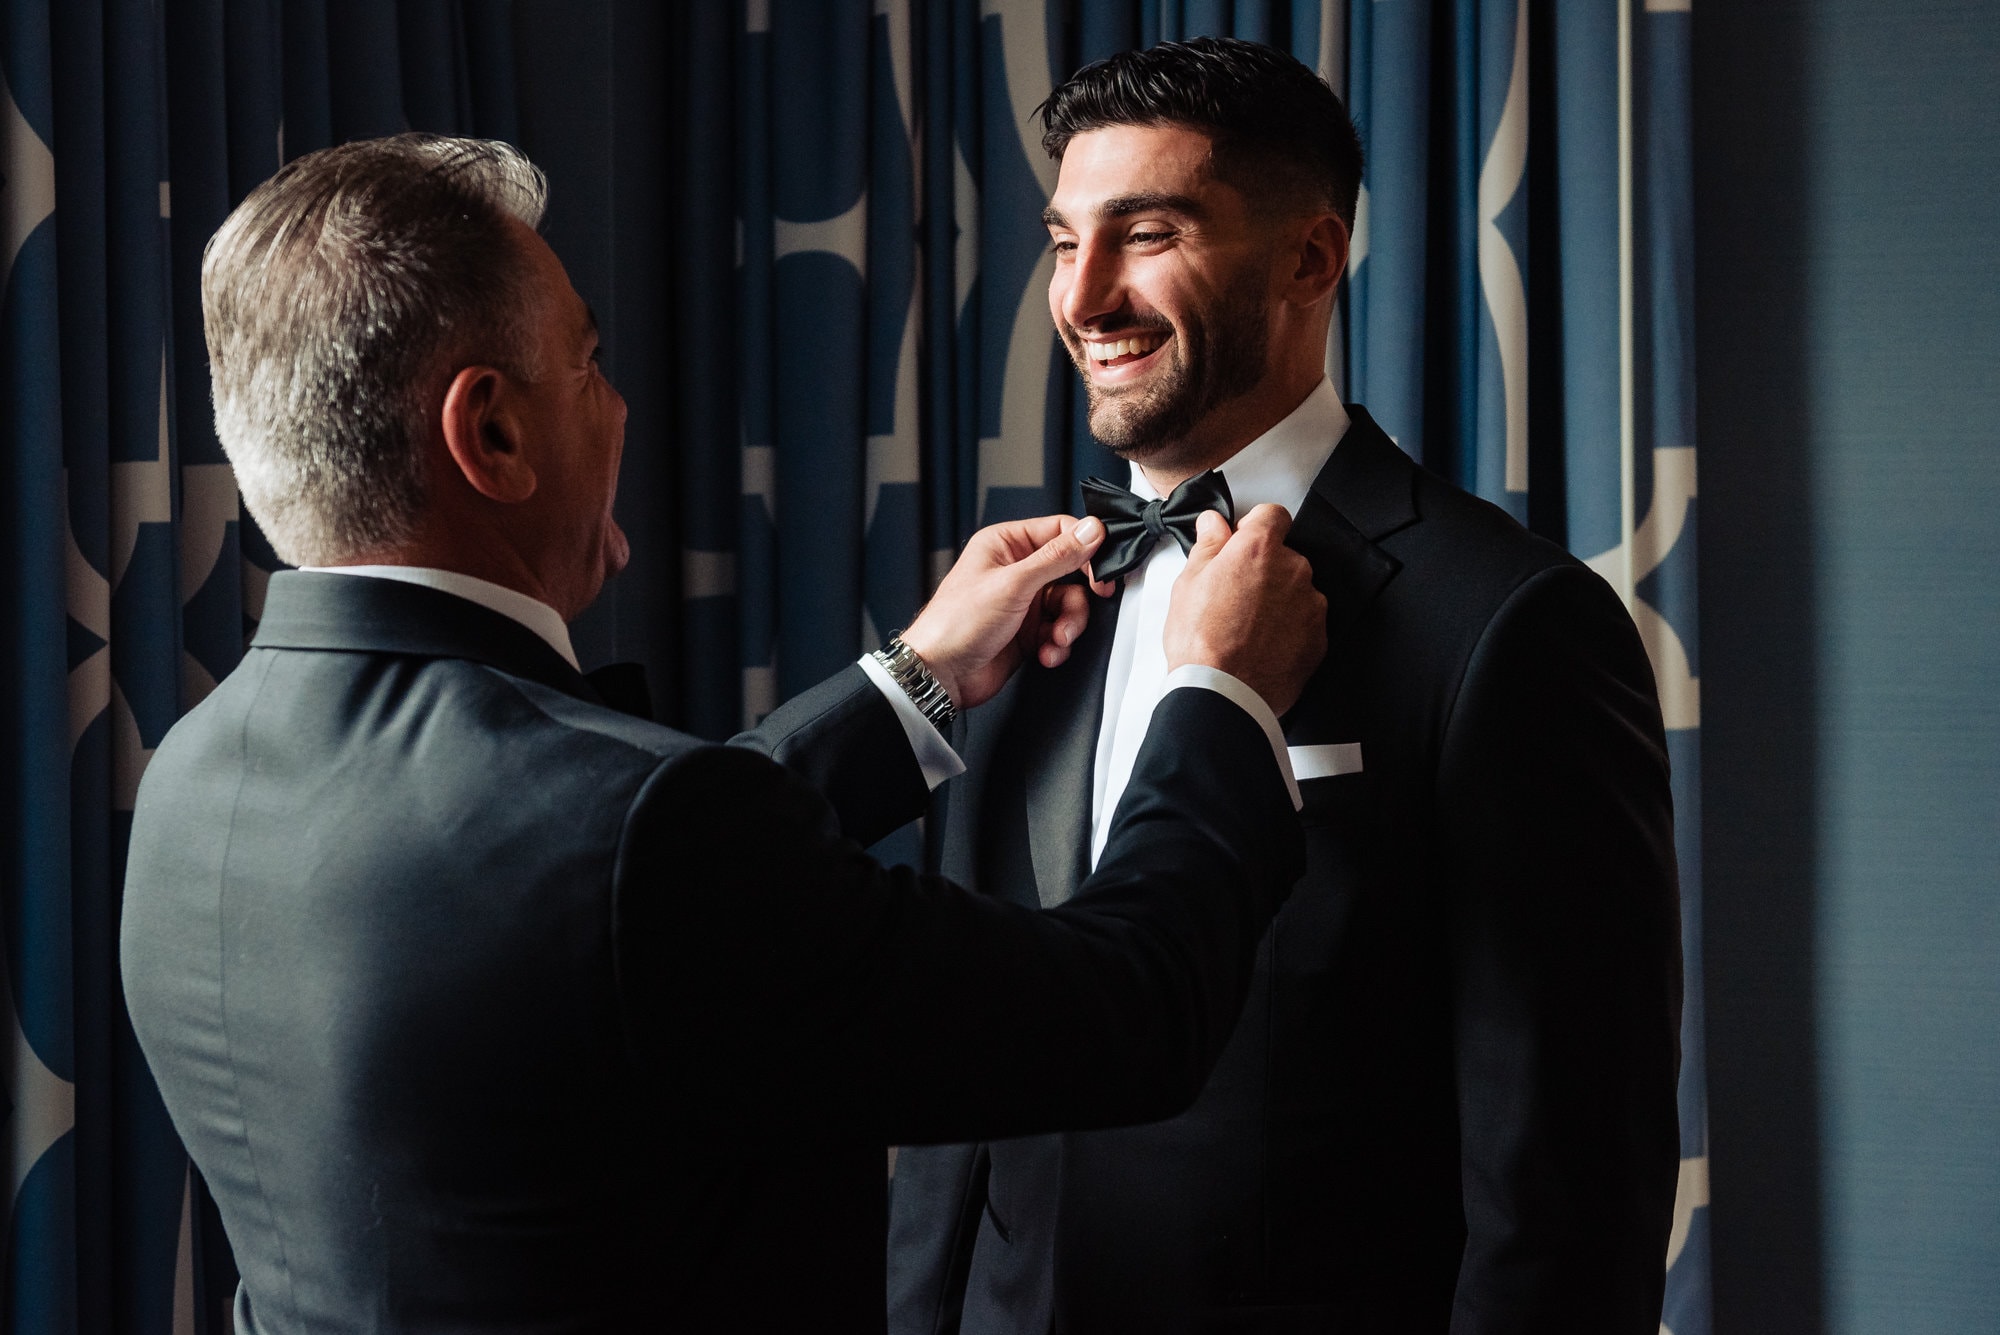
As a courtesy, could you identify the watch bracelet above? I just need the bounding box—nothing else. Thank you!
[875,635,957,731]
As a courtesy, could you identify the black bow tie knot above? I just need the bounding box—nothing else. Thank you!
[1080,471,1235,583]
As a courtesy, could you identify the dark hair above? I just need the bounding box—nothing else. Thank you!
[1039,37,1363,230]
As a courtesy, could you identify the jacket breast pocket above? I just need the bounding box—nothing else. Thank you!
[1290,741,1370,825]
[1287,741,1363,782]
[1293,744,1378,845]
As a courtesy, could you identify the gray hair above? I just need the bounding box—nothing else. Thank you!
[202,133,549,565]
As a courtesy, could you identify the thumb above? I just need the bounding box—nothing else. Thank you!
[1013,515,1105,590]
[1180,508,1232,578]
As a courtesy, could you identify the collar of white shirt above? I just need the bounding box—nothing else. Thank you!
[1129,376,1351,515]
[299,565,579,670]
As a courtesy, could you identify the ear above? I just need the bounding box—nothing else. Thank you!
[440,364,537,504]
[1284,214,1350,309]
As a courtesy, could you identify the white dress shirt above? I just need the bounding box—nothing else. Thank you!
[1088,378,1350,868]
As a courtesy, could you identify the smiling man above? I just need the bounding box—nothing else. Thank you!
[887,37,1685,1335]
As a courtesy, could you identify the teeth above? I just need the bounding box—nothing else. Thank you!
[1085,334,1163,362]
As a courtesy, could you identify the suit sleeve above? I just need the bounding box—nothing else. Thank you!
[727,663,930,847]
[1436,564,1683,1334]
[615,686,1305,1147]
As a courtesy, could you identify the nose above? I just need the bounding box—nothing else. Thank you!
[1056,233,1125,334]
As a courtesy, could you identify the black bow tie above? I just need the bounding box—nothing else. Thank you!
[1079,471,1234,583]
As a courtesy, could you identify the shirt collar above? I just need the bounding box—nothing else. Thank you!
[1129,377,1351,516]
[299,565,579,669]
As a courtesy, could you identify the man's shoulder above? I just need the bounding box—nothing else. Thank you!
[1367,453,1592,617]
[126,645,740,976]
[1307,422,1623,680]
[1317,405,1580,597]
[147,644,707,820]
[491,668,697,764]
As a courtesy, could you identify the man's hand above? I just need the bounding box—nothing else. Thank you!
[901,515,1107,711]
[1163,506,1326,717]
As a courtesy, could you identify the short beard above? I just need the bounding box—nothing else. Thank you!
[1073,284,1271,463]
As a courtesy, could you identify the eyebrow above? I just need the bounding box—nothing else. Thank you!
[1042,192,1209,228]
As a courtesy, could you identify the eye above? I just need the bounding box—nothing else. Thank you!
[1048,237,1077,257]
[589,344,607,366]
[1127,229,1174,246]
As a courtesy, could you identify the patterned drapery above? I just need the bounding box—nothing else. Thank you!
[0,2,1706,1330]
[3,3,530,1328]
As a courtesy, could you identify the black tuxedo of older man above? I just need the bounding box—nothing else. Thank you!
[120,570,1306,1333]
[887,405,1683,1334]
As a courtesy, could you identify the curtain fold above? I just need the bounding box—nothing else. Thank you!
[5,3,529,1328]
[0,1,1707,1328]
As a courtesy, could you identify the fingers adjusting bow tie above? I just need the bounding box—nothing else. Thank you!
[1079,471,1234,583]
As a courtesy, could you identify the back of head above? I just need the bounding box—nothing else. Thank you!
[1039,36,1364,230]
[202,134,548,566]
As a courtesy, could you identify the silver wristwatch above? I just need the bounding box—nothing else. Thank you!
[871,635,958,732]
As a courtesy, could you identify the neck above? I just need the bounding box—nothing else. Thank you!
[1135,367,1324,496]
[338,529,573,621]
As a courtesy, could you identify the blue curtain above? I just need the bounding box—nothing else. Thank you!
[2,2,574,1329]
[1,1,1706,1329]
[1350,4,1708,1325]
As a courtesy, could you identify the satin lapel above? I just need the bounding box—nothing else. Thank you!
[1285,488,1397,631]
[1278,412,1412,742]
[1287,406,1415,626]
[1020,585,1120,908]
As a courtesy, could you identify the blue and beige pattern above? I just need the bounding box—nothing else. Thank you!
[1347,5,1709,1325]
[3,4,519,1330]
[0,2,1705,1329]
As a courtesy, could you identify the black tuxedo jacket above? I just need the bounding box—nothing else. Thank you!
[120,571,1305,1333]
[887,407,1683,1334]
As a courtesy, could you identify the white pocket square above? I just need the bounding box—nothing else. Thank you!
[1288,742,1364,780]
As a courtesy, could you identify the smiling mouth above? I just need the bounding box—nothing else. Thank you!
[1081,331,1168,370]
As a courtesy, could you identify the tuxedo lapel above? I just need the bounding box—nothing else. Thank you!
[1286,490,1397,631]
[1314,405,1421,541]
[1272,406,1419,750]
[1019,584,1120,908]
[1286,405,1413,627]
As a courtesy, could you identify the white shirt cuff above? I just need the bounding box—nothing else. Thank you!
[1160,665,1303,810]
[856,653,967,791]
